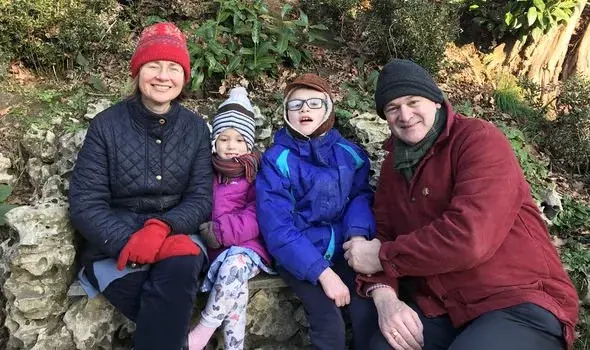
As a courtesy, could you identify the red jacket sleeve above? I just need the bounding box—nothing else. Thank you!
[380,123,525,277]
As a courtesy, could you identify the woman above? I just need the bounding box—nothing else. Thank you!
[344,59,579,350]
[69,22,213,350]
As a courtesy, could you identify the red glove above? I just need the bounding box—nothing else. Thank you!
[117,219,170,270]
[155,235,201,261]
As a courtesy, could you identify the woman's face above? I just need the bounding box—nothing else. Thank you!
[138,60,184,114]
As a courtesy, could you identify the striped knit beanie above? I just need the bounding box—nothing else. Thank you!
[212,87,256,151]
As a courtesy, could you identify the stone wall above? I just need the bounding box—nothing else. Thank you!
[0,100,390,349]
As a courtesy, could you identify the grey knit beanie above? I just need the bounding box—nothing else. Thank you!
[375,59,444,119]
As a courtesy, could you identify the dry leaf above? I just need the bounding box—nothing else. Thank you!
[0,107,11,119]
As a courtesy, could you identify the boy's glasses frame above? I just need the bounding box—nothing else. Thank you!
[286,98,327,111]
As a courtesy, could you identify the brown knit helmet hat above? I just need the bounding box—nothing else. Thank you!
[284,73,335,138]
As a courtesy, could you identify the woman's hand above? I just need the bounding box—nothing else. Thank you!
[343,238,384,274]
[318,267,351,307]
[372,288,424,349]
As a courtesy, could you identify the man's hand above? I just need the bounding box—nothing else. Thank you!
[343,238,384,274]
[318,267,350,307]
[372,288,424,350]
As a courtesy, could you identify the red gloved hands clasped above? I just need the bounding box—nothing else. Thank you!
[156,235,201,261]
[117,219,170,270]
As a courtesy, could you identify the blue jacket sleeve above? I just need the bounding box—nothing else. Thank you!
[342,148,376,240]
[159,119,213,234]
[68,118,136,258]
[256,152,329,284]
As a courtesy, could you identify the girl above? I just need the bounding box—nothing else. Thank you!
[188,87,273,350]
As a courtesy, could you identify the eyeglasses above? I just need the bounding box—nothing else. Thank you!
[286,98,326,111]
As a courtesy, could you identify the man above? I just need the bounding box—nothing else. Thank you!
[343,59,579,350]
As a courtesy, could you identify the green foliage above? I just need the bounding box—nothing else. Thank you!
[459,0,577,40]
[337,58,379,119]
[184,0,328,91]
[127,0,211,26]
[560,241,590,294]
[544,75,590,176]
[0,0,130,74]
[575,309,590,350]
[367,0,461,73]
[552,196,590,234]
[0,184,17,226]
[497,123,548,199]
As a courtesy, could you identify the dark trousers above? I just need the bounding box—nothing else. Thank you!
[278,258,379,350]
[85,255,204,350]
[370,301,565,350]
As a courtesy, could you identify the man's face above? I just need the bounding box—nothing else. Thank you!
[383,95,441,145]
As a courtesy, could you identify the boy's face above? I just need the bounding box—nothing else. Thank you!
[383,95,440,145]
[286,88,328,136]
[215,128,248,159]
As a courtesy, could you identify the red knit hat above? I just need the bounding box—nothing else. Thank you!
[130,22,191,83]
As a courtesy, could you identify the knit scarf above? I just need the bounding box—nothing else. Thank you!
[393,108,447,182]
[212,151,262,184]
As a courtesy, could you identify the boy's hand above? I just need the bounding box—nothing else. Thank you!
[318,267,350,307]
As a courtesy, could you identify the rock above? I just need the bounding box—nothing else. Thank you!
[3,202,76,349]
[84,99,112,120]
[345,113,390,186]
[41,175,66,201]
[21,125,58,163]
[64,296,130,350]
[26,158,56,190]
[246,289,302,343]
[54,129,87,178]
[0,153,15,186]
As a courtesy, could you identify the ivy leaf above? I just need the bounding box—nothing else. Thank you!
[0,184,12,202]
[281,4,293,19]
[532,0,545,12]
[0,204,17,226]
[527,7,538,27]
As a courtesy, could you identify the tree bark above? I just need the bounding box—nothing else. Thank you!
[564,7,590,78]
[488,0,588,87]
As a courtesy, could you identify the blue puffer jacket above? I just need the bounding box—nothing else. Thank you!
[256,128,376,283]
[69,98,213,267]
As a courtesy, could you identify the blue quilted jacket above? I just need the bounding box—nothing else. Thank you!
[69,98,213,267]
[256,128,376,283]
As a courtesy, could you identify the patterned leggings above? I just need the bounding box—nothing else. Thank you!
[200,253,260,350]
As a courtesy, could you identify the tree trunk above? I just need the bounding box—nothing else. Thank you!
[488,0,588,88]
[564,6,590,78]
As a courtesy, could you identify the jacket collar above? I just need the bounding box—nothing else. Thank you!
[127,95,180,130]
[274,128,341,165]
[383,100,456,152]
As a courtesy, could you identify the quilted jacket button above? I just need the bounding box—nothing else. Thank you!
[156,175,162,180]
[155,139,162,144]
[159,118,166,125]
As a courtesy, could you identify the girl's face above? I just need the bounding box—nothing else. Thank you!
[215,128,249,159]
[286,88,328,136]
[138,60,184,114]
